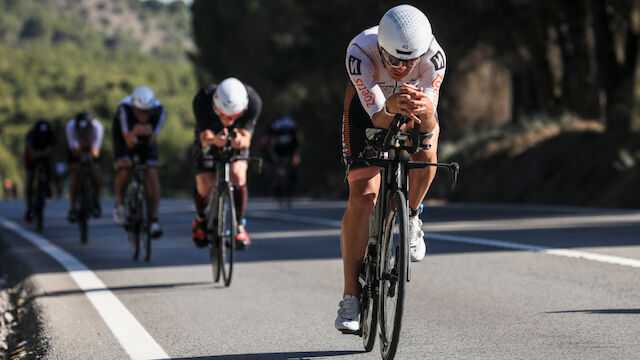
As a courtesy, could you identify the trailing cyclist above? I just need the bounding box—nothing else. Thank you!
[191,77,262,250]
[112,86,166,238]
[23,119,56,222]
[259,115,301,205]
[336,4,447,332]
[65,111,104,223]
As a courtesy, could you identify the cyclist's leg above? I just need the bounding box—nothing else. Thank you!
[144,142,161,222]
[24,168,35,221]
[230,160,248,223]
[341,171,380,298]
[195,172,215,217]
[230,160,250,246]
[144,167,160,219]
[114,159,132,206]
[68,164,79,210]
[408,122,440,209]
[194,143,216,219]
[407,122,439,261]
[340,81,380,298]
[91,162,102,215]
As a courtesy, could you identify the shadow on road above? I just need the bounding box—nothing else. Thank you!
[546,309,640,314]
[168,350,365,359]
[27,281,212,300]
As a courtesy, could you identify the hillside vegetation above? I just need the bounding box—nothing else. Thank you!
[0,0,197,195]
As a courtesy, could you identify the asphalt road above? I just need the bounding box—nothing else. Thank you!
[1,197,640,360]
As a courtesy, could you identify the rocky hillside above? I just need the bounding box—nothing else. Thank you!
[1,0,192,57]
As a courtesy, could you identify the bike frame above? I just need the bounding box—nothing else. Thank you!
[358,115,460,358]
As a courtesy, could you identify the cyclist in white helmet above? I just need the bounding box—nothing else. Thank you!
[336,4,447,332]
[191,77,262,250]
[112,86,167,238]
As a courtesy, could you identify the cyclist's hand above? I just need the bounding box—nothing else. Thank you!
[71,147,82,157]
[91,147,100,158]
[132,124,152,136]
[230,128,251,149]
[292,154,301,166]
[212,128,229,148]
[200,129,215,148]
[124,133,137,148]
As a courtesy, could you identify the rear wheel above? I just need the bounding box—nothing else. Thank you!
[219,187,237,287]
[361,244,378,352]
[79,173,92,244]
[378,190,408,360]
[127,190,140,261]
[34,184,45,232]
[141,188,152,262]
[209,193,221,283]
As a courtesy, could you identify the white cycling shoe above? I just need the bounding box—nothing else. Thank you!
[335,295,360,333]
[113,205,125,226]
[409,216,426,262]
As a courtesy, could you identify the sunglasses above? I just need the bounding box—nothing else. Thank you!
[213,106,243,120]
[380,48,423,69]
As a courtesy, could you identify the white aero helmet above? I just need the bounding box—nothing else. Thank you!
[131,86,157,110]
[378,4,433,60]
[213,77,249,117]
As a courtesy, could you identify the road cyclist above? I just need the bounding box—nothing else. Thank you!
[335,4,449,352]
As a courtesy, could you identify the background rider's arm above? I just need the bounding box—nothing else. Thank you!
[92,119,104,157]
[150,107,167,146]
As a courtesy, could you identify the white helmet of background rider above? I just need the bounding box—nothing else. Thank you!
[213,77,249,117]
[378,4,433,60]
[131,86,157,110]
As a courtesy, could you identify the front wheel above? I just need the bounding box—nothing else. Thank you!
[140,188,152,262]
[126,190,140,261]
[378,190,409,360]
[361,243,378,352]
[219,187,237,287]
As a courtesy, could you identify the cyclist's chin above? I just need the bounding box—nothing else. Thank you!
[388,69,410,81]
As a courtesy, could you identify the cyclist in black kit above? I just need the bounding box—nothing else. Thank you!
[112,86,166,238]
[23,119,56,222]
[191,77,262,249]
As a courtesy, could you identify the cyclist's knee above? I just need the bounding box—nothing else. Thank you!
[348,192,376,214]
[116,158,132,169]
[412,149,437,163]
[230,164,247,185]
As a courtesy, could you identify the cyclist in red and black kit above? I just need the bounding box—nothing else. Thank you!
[191,77,262,250]
[24,119,56,222]
[112,86,166,238]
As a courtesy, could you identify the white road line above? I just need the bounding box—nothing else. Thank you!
[0,218,170,360]
[248,211,640,269]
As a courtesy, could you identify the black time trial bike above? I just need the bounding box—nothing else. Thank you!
[204,135,261,286]
[76,150,96,244]
[124,137,156,262]
[32,160,50,232]
[354,114,459,360]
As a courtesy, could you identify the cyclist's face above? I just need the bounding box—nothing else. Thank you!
[133,108,151,123]
[214,107,242,127]
[380,47,421,81]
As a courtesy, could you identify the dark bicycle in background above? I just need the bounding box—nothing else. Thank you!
[76,150,97,244]
[353,114,459,360]
[204,135,261,286]
[123,137,155,262]
[31,161,49,232]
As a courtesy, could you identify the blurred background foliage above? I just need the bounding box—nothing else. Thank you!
[191,0,640,206]
[1,0,639,207]
[0,0,196,196]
